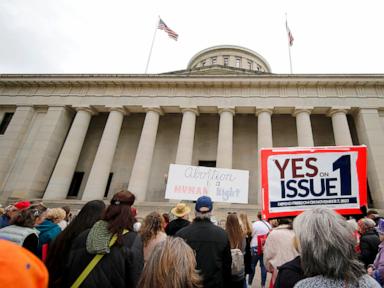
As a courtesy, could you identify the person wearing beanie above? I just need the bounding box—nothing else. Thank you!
[166,202,191,236]
[0,240,48,288]
[176,196,232,288]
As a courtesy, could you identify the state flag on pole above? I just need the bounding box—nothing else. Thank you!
[286,20,294,46]
[158,18,179,41]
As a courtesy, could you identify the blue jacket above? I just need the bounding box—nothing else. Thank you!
[0,214,10,228]
[36,219,61,257]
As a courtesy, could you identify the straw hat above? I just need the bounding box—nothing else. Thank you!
[171,203,191,218]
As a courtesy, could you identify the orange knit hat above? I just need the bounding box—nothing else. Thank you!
[0,240,48,287]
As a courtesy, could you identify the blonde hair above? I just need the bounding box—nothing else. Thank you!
[46,208,66,223]
[239,213,252,237]
[140,212,164,247]
[137,237,202,288]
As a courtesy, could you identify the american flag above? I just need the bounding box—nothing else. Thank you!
[286,20,294,46]
[158,18,179,41]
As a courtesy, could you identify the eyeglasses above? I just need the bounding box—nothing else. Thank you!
[227,212,237,215]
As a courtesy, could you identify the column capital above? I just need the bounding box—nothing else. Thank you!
[75,106,98,115]
[109,106,129,116]
[255,108,273,116]
[292,107,313,117]
[327,107,351,117]
[144,107,164,115]
[181,107,199,116]
[218,107,235,115]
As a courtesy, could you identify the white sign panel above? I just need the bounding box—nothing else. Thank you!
[165,164,249,204]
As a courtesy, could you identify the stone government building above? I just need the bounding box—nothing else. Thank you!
[1,45,384,215]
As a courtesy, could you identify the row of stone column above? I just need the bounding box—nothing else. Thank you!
[42,106,354,203]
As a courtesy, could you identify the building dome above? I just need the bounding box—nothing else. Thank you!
[187,45,271,73]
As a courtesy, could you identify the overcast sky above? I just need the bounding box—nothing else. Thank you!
[1,0,383,75]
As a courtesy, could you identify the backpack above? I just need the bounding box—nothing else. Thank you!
[230,248,245,279]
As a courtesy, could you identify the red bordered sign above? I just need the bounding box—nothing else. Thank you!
[261,146,367,219]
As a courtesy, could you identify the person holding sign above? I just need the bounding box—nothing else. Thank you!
[263,218,298,286]
[293,208,380,288]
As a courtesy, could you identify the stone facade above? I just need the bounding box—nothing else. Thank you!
[0,45,384,209]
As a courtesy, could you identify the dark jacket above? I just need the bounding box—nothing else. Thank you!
[36,219,62,257]
[0,214,10,228]
[165,218,190,236]
[244,235,252,274]
[275,256,304,288]
[65,223,144,288]
[360,230,381,267]
[176,218,232,288]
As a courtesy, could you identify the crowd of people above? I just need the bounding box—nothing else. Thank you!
[0,191,383,288]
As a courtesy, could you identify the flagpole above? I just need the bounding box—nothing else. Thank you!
[285,13,293,74]
[145,16,159,74]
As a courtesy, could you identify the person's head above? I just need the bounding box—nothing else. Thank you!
[0,240,48,287]
[226,213,244,249]
[293,207,364,283]
[14,201,31,210]
[45,200,106,287]
[257,211,262,220]
[357,217,376,234]
[103,190,136,242]
[376,218,384,242]
[46,208,66,224]
[61,206,72,222]
[194,196,213,219]
[276,217,293,229]
[171,203,191,220]
[4,205,19,220]
[140,212,164,247]
[137,237,202,288]
[11,204,48,228]
[239,213,252,236]
[162,213,170,224]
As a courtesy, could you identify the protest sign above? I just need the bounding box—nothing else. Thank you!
[261,146,367,219]
[165,164,249,203]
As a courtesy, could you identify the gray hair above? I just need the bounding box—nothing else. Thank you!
[293,207,364,283]
[194,211,211,220]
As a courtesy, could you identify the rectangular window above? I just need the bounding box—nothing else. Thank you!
[0,112,14,135]
[104,173,113,198]
[248,61,252,70]
[67,172,84,197]
[211,57,217,65]
[236,57,241,68]
[198,160,216,168]
[223,57,229,66]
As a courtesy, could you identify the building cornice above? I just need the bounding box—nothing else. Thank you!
[1,74,384,88]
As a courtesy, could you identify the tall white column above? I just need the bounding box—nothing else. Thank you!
[82,108,127,200]
[175,108,198,165]
[354,108,384,208]
[12,106,73,199]
[256,108,273,206]
[128,108,162,201]
[44,107,95,200]
[328,108,353,146]
[216,108,235,169]
[257,109,273,149]
[0,106,34,203]
[293,108,314,147]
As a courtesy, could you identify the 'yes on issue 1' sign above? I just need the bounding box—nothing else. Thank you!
[260,146,367,219]
[165,164,249,204]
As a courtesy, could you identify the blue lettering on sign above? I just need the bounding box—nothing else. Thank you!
[278,155,352,199]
